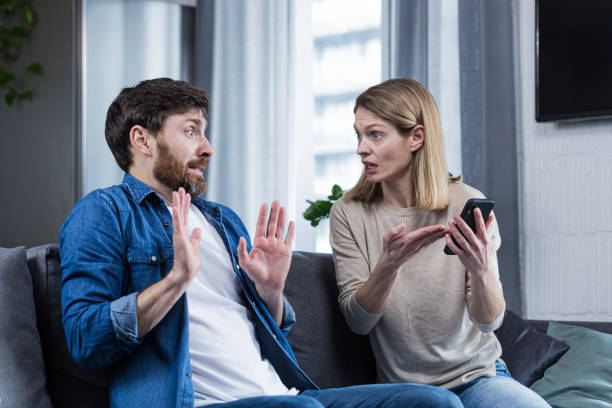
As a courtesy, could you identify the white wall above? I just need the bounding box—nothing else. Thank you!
[517,0,612,321]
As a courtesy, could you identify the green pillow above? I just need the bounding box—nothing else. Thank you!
[531,321,612,407]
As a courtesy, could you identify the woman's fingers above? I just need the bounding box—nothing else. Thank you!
[453,214,479,247]
[485,213,495,232]
[383,223,406,243]
[445,233,463,254]
[449,219,472,253]
[473,207,488,241]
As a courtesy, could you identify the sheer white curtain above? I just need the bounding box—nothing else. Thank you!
[382,0,462,177]
[82,0,192,195]
[196,0,315,249]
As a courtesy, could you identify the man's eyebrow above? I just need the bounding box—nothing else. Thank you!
[184,118,206,127]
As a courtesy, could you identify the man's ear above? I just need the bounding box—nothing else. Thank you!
[129,125,154,157]
[410,125,425,152]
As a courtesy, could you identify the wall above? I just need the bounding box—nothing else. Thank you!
[0,0,76,248]
[517,0,612,321]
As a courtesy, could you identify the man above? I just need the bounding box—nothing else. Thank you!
[60,78,461,408]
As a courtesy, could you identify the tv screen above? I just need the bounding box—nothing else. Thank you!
[536,0,612,122]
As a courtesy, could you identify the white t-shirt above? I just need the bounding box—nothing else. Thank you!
[169,204,298,407]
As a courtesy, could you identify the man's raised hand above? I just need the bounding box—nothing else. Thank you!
[167,187,202,287]
[237,201,294,324]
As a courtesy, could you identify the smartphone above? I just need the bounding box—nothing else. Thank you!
[444,198,495,255]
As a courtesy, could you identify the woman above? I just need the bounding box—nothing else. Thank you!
[329,78,549,408]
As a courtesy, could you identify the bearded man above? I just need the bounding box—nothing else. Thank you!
[59,78,461,408]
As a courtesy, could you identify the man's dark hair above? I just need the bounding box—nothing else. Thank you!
[105,78,209,172]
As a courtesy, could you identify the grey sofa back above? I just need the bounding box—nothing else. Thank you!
[285,251,376,388]
[26,244,110,407]
[0,245,375,407]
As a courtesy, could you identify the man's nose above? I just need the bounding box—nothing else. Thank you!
[198,136,214,158]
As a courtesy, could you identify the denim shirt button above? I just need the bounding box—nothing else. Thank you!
[164,222,170,228]
[186,371,190,377]
[150,255,157,263]
[213,207,220,214]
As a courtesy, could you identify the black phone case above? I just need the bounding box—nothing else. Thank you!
[444,198,495,255]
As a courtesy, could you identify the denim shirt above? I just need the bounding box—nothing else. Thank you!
[60,173,316,408]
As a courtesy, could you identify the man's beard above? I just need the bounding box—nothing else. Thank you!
[153,140,208,197]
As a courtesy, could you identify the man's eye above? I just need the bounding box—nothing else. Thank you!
[186,129,194,138]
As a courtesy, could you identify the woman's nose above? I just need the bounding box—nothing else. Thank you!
[357,138,371,155]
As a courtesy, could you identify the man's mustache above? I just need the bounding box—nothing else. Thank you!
[187,158,209,169]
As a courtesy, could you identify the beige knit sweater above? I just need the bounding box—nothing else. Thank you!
[329,182,503,389]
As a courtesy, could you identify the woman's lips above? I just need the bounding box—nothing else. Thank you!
[363,161,378,174]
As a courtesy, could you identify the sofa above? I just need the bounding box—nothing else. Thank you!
[1,244,611,407]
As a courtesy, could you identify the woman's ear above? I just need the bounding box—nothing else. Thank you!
[410,125,425,152]
[130,125,154,157]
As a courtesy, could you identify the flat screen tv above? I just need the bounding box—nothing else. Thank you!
[536,0,612,122]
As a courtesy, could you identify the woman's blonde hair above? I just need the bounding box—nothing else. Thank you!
[344,78,460,209]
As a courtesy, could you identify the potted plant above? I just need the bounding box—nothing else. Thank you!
[0,0,42,106]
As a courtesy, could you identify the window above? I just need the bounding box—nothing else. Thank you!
[311,0,382,252]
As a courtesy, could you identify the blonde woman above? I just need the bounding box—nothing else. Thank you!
[329,78,550,408]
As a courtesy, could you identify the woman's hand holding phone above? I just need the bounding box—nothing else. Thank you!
[445,199,497,277]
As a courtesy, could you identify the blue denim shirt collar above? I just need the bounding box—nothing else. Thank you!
[122,173,161,204]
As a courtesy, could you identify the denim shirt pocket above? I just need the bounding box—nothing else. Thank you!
[126,244,173,292]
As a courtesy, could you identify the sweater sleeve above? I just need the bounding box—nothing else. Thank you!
[329,200,383,335]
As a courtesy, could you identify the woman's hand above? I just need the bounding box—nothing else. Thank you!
[379,223,448,273]
[354,223,447,315]
[445,207,495,278]
[445,207,505,325]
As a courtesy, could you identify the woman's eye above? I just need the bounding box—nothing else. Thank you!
[372,132,382,140]
[355,132,362,140]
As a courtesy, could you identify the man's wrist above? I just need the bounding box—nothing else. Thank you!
[164,267,192,292]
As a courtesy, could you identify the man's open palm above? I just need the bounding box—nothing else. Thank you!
[237,201,294,296]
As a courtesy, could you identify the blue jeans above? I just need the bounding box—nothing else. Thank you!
[450,361,551,408]
[205,383,462,407]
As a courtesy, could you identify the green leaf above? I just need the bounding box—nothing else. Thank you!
[5,90,16,106]
[11,25,26,37]
[1,0,18,12]
[18,89,32,100]
[26,62,41,75]
[0,71,16,87]
[328,184,344,200]
[21,4,36,27]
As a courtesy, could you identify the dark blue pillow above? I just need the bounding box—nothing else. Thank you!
[494,310,569,386]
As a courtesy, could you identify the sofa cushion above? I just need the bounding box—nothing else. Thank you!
[530,321,612,408]
[285,251,376,388]
[494,310,569,386]
[27,244,110,407]
[0,246,52,408]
